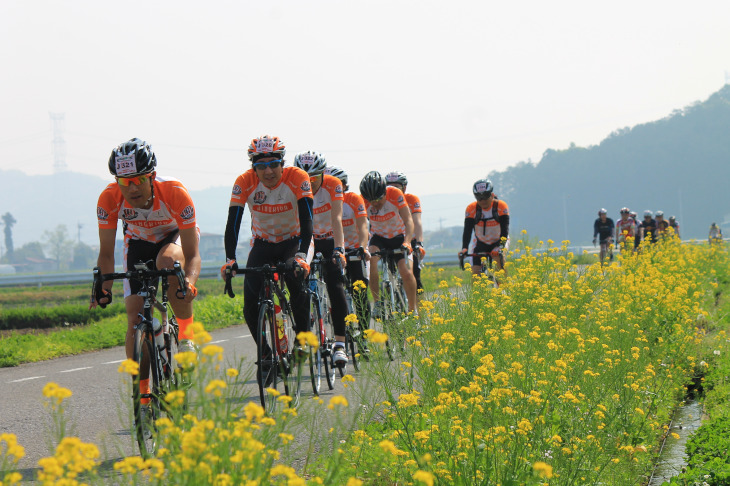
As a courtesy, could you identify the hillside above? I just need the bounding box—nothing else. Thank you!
[488,85,730,243]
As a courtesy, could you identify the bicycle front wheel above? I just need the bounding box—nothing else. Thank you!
[132,327,159,458]
[309,293,322,395]
[320,288,336,390]
[257,302,286,413]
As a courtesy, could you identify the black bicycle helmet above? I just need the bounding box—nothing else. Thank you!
[108,138,157,177]
[385,171,408,187]
[360,171,387,201]
[472,178,493,199]
[325,165,348,188]
[293,151,327,176]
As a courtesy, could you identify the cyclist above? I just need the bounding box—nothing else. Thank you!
[709,223,723,244]
[639,210,658,245]
[669,216,680,238]
[325,165,372,328]
[459,179,509,276]
[593,208,615,263]
[91,138,201,410]
[294,152,349,367]
[221,135,313,374]
[615,207,636,250]
[655,211,670,238]
[385,171,425,294]
[359,171,418,316]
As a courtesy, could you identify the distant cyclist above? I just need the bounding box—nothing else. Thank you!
[385,171,425,293]
[92,138,201,411]
[459,179,509,276]
[639,210,658,245]
[593,208,614,263]
[359,171,418,316]
[325,165,372,327]
[221,135,313,373]
[615,207,636,250]
[294,151,349,367]
[655,211,669,238]
[709,223,723,244]
[669,216,680,238]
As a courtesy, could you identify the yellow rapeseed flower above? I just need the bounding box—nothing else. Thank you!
[328,396,349,409]
[117,359,139,375]
[413,470,435,486]
[205,379,227,397]
[533,461,554,478]
[297,331,319,349]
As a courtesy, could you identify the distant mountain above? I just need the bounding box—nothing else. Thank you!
[488,85,730,243]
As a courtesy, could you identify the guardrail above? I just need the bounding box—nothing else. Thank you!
[0,250,590,287]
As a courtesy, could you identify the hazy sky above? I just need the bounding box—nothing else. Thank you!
[2,0,729,197]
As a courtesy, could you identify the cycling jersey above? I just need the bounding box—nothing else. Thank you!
[343,192,367,250]
[593,218,615,243]
[312,174,344,240]
[404,193,421,215]
[96,176,197,243]
[639,219,658,243]
[229,167,312,243]
[616,217,636,241]
[463,199,509,246]
[364,185,407,238]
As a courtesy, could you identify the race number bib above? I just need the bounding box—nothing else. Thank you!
[256,139,275,152]
[115,154,136,176]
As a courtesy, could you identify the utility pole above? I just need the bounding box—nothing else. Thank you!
[49,112,67,173]
[77,222,83,244]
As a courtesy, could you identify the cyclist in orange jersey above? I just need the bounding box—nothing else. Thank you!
[221,135,314,365]
[92,138,202,411]
[360,171,417,315]
[385,171,425,294]
[615,207,636,250]
[326,165,372,326]
[459,178,509,275]
[294,151,349,367]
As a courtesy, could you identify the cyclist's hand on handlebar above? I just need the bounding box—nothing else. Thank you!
[332,247,346,268]
[91,288,112,310]
[287,253,310,281]
[180,279,197,303]
[458,248,468,258]
[592,238,597,246]
[401,242,412,255]
[414,242,426,259]
[221,259,238,280]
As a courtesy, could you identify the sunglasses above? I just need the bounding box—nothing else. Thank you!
[116,174,152,187]
[475,194,492,201]
[253,159,283,170]
[368,195,385,203]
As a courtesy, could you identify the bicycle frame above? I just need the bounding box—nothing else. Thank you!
[372,248,408,360]
[306,253,336,392]
[92,260,187,458]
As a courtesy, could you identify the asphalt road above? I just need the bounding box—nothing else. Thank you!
[0,323,365,480]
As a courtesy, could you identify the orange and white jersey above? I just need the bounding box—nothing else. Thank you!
[343,191,367,249]
[96,176,197,243]
[616,217,636,239]
[229,166,312,243]
[364,185,407,239]
[312,174,344,240]
[465,199,509,245]
[404,193,422,214]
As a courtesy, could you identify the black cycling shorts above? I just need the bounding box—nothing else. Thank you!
[123,230,179,297]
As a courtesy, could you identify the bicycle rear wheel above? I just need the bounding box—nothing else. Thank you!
[257,302,287,413]
[284,305,303,408]
[320,287,336,390]
[132,327,160,458]
[381,280,397,361]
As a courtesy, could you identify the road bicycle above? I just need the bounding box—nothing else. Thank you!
[342,248,370,371]
[459,249,503,287]
[225,262,303,412]
[371,248,409,361]
[92,261,188,458]
[599,237,613,265]
[306,253,337,392]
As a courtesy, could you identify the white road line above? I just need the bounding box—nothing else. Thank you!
[234,334,251,339]
[209,339,229,344]
[59,367,93,373]
[9,376,45,383]
[102,360,125,365]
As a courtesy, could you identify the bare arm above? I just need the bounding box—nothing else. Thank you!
[412,212,423,242]
[179,227,201,288]
[330,199,345,249]
[399,205,414,243]
[97,228,117,292]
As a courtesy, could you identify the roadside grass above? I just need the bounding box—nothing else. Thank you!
[2,237,727,484]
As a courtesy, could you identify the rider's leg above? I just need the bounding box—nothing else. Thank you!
[157,243,195,340]
[368,245,381,302]
[396,257,417,314]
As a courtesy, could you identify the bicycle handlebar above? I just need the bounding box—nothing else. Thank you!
[224,262,289,298]
[92,261,188,305]
[458,250,502,270]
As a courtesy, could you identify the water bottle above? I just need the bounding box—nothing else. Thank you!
[152,318,167,364]
[273,294,288,355]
